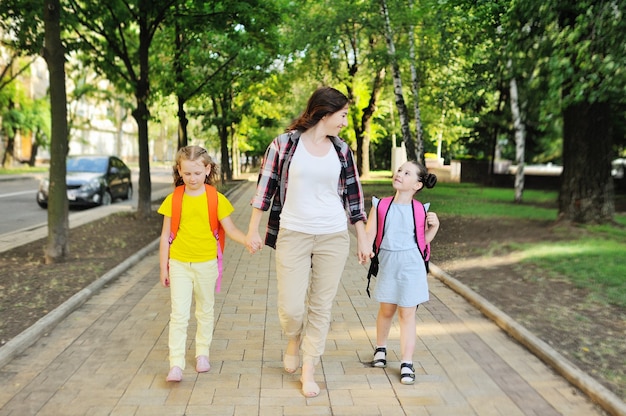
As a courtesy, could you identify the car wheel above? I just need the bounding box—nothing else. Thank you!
[124,184,133,201]
[101,191,112,206]
[37,200,48,209]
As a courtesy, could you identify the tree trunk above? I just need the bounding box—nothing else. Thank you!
[177,95,188,149]
[175,19,188,150]
[231,130,240,178]
[1,101,16,168]
[409,0,424,165]
[219,124,230,182]
[134,9,152,219]
[2,133,15,168]
[380,0,416,161]
[28,132,40,166]
[357,68,385,177]
[43,0,69,264]
[509,71,525,203]
[133,100,152,218]
[558,101,614,223]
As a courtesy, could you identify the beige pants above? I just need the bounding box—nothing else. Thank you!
[168,258,218,369]
[275,229,350,366]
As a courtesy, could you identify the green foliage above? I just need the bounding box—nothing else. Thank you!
[0,0,45,54]
[2,0,624,205]
[507,0,626,109]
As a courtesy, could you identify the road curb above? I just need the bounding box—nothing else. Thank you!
[430,263,626,416]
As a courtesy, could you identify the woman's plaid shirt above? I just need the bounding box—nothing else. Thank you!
[250,130,367,248]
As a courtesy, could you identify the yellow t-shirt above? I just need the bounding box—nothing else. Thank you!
[158,190,234,262]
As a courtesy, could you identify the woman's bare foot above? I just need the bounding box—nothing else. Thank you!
[283,337,300,373]
[300,362,319,397]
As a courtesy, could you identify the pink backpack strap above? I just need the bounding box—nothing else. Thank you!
[411,200,430,266]
[373,196,393,253]
[367,196,393,297]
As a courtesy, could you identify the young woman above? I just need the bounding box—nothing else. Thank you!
[246,87,369,397]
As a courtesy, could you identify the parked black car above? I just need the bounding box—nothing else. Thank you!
[36,155,133,208]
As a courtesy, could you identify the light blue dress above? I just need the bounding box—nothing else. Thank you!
[372,197,429,307]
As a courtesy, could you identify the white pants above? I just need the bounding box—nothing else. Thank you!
[168,259,218,369]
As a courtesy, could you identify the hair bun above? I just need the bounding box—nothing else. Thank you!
[424,173,437,189]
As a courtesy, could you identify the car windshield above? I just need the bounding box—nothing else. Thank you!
[67,157,108,173]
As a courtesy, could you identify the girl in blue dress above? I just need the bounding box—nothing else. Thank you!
[365,160,440,384]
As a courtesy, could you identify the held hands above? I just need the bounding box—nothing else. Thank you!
[357,248,374,265]
[245,230,263,255]
[356,234,373,265]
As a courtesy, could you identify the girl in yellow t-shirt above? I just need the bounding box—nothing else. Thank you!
[158,145,249,382]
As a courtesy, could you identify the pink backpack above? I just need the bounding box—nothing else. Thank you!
[366,196,430,297]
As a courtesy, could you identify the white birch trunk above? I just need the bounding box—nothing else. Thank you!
[380,0,416,160]
[509,60,526,203]
[408,0,424,163]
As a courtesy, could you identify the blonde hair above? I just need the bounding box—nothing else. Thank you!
[172,145,219,186]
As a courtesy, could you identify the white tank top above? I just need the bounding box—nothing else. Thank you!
[280,142,346,234]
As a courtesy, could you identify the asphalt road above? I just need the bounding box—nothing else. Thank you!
[0,168,172,236]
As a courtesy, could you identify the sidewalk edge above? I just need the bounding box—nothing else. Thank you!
[0,239,159,370]
[430,263,626,416]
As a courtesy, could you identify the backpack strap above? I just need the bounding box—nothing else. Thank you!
[366,196,393,297]
[411,200,430,271]
[373,197,393,255]
[205,184,225,253]
[205,184,226,292]
[168,185,185,244]
[168,184,226,293]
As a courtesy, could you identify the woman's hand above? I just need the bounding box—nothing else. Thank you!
[354,221,371,264]
[245,230,263,254]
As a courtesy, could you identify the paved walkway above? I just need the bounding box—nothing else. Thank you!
[0,181,611,415]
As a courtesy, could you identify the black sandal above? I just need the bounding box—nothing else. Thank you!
[371,347,387,368]
[400,362,415,385]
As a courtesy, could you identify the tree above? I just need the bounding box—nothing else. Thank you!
[380,0,415,161]
[0,26,38,93]
[509,0,626,223]
[509,70,526,203]
[281,0,392,177]
[1,95,50,166]
[43,0,70,263]
[67,0,179,218]
[1,0,71,262]
[184,0,283,181]
[152,3,242,151]
[23,97,51,166]
[408,0,425,166]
